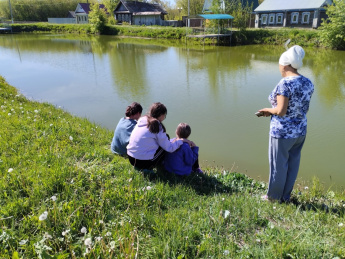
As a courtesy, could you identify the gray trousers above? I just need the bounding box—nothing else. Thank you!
[267,135,306,202]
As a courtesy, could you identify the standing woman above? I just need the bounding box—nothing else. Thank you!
[127,102,185,170]
[111,102,143,156]
[258,45,314,202]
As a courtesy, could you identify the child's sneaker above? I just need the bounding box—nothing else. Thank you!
[194,168,204,174]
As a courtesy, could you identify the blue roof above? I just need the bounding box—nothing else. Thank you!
[198,14,234,20]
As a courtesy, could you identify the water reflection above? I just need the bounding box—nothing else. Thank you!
[309,49,345,106]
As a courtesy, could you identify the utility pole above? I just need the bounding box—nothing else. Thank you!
[8,0,14,23]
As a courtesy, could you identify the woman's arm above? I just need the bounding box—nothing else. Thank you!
[259,95,289,117]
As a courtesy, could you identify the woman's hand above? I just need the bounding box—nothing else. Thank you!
[258,108,273,117]
[259,95,289,117]
[181,139,196,147]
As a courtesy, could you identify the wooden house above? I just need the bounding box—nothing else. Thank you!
[75,3,107,24]
[114,0,168,26]
[254,0,333,29]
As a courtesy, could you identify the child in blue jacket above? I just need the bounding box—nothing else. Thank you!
[164,123,203,176]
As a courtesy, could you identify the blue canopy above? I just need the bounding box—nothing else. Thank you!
[198,14,234,20]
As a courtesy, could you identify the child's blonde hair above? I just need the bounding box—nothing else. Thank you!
[176,123,191,139]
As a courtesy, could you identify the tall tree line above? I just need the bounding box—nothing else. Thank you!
[0,0,97,21]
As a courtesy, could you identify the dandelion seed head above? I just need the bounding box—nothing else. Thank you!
[8,168,13,173]
[62,229,70,236]
[109,241,116,249]
[69,136,73,141]
[8,113,11,116]
[223,250,229,255]
[105,232,112,237]
[146,186,152,190]
[44,233,52,239]
[339,223,344,227]
[51,195,57,201]
[39,211,48,221]
[19,240,28,245]
[34,110,38,113]
[84,237,92,246]
[81,227,87,234]
[304,186,309,190]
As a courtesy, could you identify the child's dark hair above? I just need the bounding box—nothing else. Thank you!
[125,102,143,117]
[176,123,191,139]
[147,102,167,134]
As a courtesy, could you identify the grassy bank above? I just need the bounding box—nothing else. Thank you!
[8,23,323,47]
[1,76,345,258]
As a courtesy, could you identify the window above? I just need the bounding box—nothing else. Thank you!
[291,12,299,24]
[268,14,275,24]
[276,13,283,24]
[302,12,310,24]
[261,14,268,25]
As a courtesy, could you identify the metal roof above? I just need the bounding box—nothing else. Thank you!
[198,14,234,20]
[254,0,332,12]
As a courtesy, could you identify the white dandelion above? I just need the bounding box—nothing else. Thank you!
[84,238,92,246]
[39,211,48,221]
[304,186,309,190]
[51,195,57,201]
[8,168,13,173]
[44,233,52,239]
[62,229,70,236]
[81,227,87,234]
[19,240,28,245]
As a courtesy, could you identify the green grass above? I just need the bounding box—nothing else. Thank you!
[1,76,345,258]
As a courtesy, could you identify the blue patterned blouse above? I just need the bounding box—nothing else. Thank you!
[269,75,314,139]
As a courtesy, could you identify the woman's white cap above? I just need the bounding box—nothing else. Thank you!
[279,45,305,69]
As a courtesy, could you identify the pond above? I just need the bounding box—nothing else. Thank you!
[1,34,344,189]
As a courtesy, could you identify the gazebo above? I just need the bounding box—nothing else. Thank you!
[185,13,234,44]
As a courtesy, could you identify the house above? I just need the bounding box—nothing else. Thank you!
[254,0,332,29]
[75,3,107,24]
[114,0,168,26]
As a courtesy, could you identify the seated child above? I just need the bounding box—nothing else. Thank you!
[111,102,142,156]
[164,123,203,176]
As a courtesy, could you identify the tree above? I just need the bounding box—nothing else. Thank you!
[225,0,253,30]
[88,3,107,34]
[0,0,82,22]
[319,0,345,50]
[176,0,204,16]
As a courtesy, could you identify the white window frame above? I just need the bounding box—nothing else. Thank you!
[291,12,299,24]
[268,14,275,24]
[302,12,310,24]
[261,14,268,25]
[276,13,283,24]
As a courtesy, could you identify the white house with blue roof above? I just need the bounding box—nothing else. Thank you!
[254,0,333,29]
